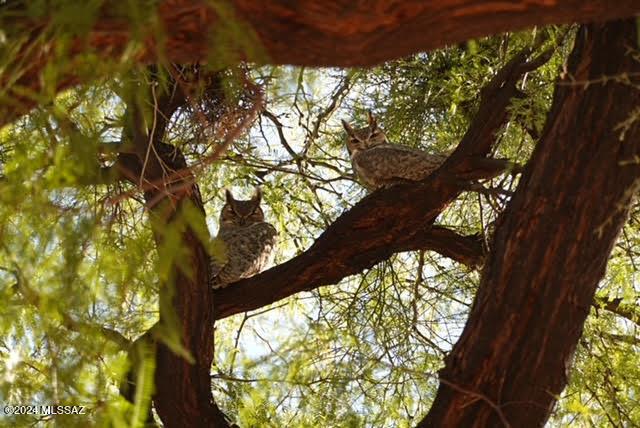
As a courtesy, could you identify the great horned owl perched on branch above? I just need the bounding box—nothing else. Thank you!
[342,112,449,191]
[209,188,277,289]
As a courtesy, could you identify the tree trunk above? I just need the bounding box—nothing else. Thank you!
[419,20,640,428]
[113,70,232,426]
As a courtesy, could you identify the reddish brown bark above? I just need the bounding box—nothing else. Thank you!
[418,20,640,427]
[114,71,231,427]
[2,1,640,125]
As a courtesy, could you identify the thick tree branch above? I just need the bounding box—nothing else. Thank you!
[2,1,640,125]
[419,19,640,427]
[419,227,484,268]
[214,218,485,320]
[213,178,462,319]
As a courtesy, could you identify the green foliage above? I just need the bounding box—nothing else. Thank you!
[0,10,639,427]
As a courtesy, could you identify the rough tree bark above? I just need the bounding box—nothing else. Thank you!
[2,1,640,125]
[114,70,231,427]
[418,20,640,427]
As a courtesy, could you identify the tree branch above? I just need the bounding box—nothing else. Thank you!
[214,219,485,319]
[2,1,640,125]
[603,333,640,346]
[262,110,299,159]
[419,227,484,267]
[2,265,131,350]
[446,45,554,163]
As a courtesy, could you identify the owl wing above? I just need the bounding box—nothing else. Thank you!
[212,222,277,288]
[248,223,278,273]
[352,144,448,189]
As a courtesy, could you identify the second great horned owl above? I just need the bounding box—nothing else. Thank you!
[209,188,277,289]
[342,112,448,191]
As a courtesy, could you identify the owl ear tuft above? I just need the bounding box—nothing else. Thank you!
[341,119,355,137]
[251,187,263,203]
[225,189,235,203]
[367,111,377,129]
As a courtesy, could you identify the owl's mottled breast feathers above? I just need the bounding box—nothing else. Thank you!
[210,189,278,289]
[342,112,448,191]
[213,222,277,286]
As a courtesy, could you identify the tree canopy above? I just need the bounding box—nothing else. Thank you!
[1,2,640,427]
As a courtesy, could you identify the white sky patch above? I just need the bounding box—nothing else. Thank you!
[2,342,21,384]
